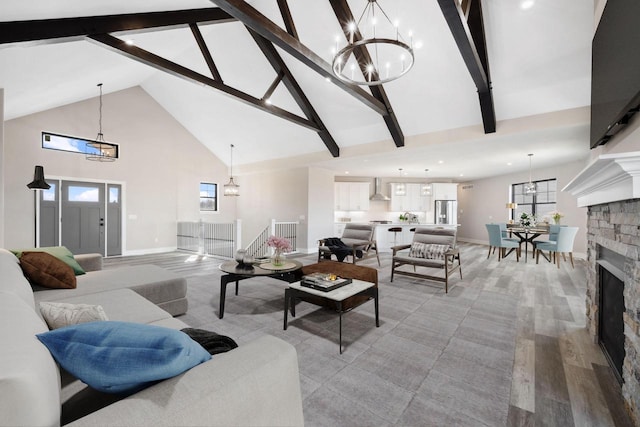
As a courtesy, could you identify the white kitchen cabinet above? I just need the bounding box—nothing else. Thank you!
[390,183,428,212]
[432,183,458,201]
[334,182,370,211]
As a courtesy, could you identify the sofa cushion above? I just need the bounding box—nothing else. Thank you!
[12,246,86,275]
[0,248,36,309]
[33,265,188,316]
[37,321,211,394]
[39,301,108,330]
[0,293,60,427]
[409,243,449,260]
[52,288,176,325]
[20,251,77,289]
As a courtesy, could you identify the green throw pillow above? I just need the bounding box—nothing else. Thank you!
[11,246,86,276]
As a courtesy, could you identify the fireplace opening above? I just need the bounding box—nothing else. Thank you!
[597,247,626,385]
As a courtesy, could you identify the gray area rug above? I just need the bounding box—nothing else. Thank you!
[107,243,625,426]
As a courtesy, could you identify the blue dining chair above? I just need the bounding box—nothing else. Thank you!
[487,223,520,255]
[535,226,579,268]
[486,224,520,261]
[532,224,565,255]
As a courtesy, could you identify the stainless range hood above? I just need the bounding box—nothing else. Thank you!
[370,177,391,201]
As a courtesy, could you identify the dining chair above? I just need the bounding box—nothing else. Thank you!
[535,226,579,268]
[486,224,520,261]
[532,224,565,254]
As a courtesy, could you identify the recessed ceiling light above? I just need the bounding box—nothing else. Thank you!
[520,0,534,10]
[459,173,464,177]
[438,160,444,164]
[507,162,512,166]
[344,171,349,174]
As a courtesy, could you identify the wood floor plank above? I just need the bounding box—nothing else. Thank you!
[535,334,571,403]
[510,337,535,413]
[592,363,636,427]
[507,404,534,427]
[565,364,616,427]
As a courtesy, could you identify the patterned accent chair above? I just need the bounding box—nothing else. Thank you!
[390,227,461,293]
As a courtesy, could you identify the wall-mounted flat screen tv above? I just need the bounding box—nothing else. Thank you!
[590,0,640,148]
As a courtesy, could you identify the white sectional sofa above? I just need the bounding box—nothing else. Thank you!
[0,248,304,427]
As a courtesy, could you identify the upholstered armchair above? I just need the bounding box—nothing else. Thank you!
[390,227,461,293]
[318,223,380,265]
[535,226,579,268]
[486,223,521,261]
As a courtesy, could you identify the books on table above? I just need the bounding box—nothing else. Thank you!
[301,272,352,292]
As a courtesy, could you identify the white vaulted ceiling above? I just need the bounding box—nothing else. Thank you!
[0,0,594,180]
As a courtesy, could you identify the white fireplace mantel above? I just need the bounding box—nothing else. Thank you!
[563,152,640,207]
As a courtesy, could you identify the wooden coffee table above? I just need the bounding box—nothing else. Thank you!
[283,279,379,354]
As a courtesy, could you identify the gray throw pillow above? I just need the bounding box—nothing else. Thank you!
[408,243,449,260]
[39,301,108,330]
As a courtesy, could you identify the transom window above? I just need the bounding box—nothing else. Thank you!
[200,183,218,211]
[42,132,119,159]
[511,178,557,221]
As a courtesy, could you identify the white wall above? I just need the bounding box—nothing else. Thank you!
[3,86,234,253]
[457,160,589,256]
[0,88,4,248]
[307,167,335,252]
[236,167,310,252]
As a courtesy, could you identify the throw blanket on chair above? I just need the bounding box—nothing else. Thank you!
[181,328,238,355]
[321,237,363,262]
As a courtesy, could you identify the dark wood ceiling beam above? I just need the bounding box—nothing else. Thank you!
[249,29,340,157]
[0,8,235,45]
[438,0,496,133]
[328,0,405,148]
[262,72,284,101]
[276,0,299,39]
[189,23,224,83]
[89,33,320,132]
[210,0,387,116]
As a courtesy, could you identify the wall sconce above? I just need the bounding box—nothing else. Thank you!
[26,166,51,190]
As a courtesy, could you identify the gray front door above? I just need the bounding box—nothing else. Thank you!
[61,181,105,255]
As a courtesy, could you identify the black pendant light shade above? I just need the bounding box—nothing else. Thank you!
[27,166,51,190]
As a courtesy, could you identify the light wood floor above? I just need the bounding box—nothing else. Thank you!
[105,243,634,427]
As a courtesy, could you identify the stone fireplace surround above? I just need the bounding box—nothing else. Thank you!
[564,152,640,425]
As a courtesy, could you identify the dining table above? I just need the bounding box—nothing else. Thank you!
[508,226,549,262]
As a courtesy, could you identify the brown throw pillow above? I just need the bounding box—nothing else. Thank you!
[20,251,77,289]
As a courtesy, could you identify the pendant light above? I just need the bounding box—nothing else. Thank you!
[524,153,536,194]
[332,0,415,86]
[86,83,117,162]
[421,168,431,196]
[395,168,406,196]
[26,166,51,190]
[223,144,240,196]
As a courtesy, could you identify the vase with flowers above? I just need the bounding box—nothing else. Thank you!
[550,211,564,224]
[267,235,292,267]
[519,212,535,228]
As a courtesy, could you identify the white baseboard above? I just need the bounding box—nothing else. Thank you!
[120,246,177,257]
